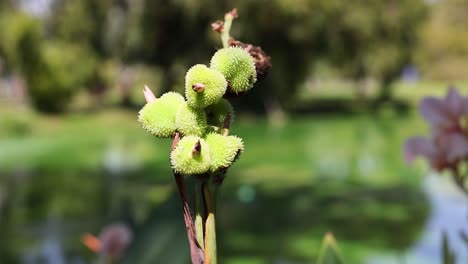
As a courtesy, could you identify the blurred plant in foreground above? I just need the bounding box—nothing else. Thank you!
[137,9,270,264]
[316,232,345,264]
[404,87,468,193]
[404,87,468,264]
[82,223,133,264]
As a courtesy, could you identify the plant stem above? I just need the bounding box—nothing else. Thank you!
[174,173,204,263]
[195,181,205,250]
[203,182,218,264]
[171,132,204,264]
[221,11,236,48]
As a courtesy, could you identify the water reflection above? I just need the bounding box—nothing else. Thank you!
[407,175,467,264]
[364,175,468,264]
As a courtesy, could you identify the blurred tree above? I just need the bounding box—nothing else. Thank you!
[0,0,430,112]
[217,0,427,109]
[304,0,427,103]
[27,42,97,112]
[416,0,468,81]
[0,11,97,112]
[51,0,113,56]
[0,12,42,76]
[50,0,116,104]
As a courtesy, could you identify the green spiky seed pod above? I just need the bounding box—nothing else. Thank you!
[205,133,244,172]
[171,136,211,175]
[210,47,257,94]
[138,92,185,138]
[206,98,234,128]
[185,64,227,109]
[176,102,207,136]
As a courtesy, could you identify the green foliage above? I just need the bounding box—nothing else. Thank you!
[0,0,431,113]
[416,0,468,80]
[138,92,185,138]
[210,47,257,94]
[316,233,345,264]
[176,102,208,137]
[170,136,211,175]
[0,11,42,74]
[185,64,227,109]
[53,0,113,55]
[0,11,98,112]
[27,42,97,112]
[227,0,427,104]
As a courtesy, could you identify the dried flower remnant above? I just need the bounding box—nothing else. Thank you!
[211,20,224,33]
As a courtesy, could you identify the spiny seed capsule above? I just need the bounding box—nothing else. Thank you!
[205,133,244,172]
[171,136,211,175]
[185,64,227,109]
[138,92,185,138]
[210,47,257,94]
[206,98,234,128]
[175,102,207,137]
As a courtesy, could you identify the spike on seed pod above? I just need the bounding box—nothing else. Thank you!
[185,64,227,109]
[143,85,157,103]
[175,102,207,137]
[192,140,202,157]
[210,47,257,94]
[192,83,206,92]
[171,136,211,175]
[138,92,185,138]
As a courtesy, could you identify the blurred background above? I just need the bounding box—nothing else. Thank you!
[0,0,467,263]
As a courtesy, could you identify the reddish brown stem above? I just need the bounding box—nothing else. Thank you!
[171,132,204,263]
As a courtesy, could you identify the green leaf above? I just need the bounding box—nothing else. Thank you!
[316,232,345,264]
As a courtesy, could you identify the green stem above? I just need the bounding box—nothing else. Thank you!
[195,181,205,250]
[221,13,234,48]
[203,182,217,264]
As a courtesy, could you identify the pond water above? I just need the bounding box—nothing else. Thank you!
[364,175,467,264]
[0,112,466,263]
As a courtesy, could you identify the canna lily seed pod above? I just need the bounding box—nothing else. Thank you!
[210,47,257,94]
[175,102,208,137]
[185,64,227,109]
[228,38,272,81]
[205,133,244,172]
[171,136,211,175]
[138,92,185,138]
[206,98,234,128]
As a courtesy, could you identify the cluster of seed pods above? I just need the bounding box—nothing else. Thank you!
[138,46,257,176]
